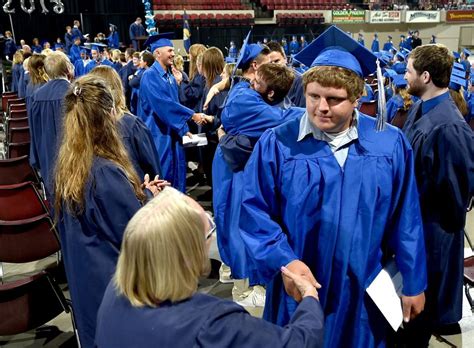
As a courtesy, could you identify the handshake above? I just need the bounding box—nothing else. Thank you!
[191,113,214,125]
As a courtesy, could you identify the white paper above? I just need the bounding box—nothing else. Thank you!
[182,133,208,147]
[366,259,403,331]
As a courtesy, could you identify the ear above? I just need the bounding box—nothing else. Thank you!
[267,89,275,100]
[352,98,360,109]
[421,71,431,84]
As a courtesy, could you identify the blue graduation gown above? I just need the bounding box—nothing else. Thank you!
[119,61,136,96]
[289,41,300,54]
[212,81,304,280]
[72,27,86,43]
[382,42,393,51]
[392,62,407,74]
[83,59,113,75]
[31,45,42,54]
[74,59,88,77]
[97,282,324,348]
[179,73,206,111]
[371,39,379,52]
[10,63,22,92]
[64,32,73,53]
[107,31,119,49]
[17,69,29,98]
[4,38,17,59]
[58,157,142,348]
[29,79,70,196]
[386,94,404,123]
[240,113,427,347]
[138,61,194,192]
[69,44,81,64]
[287,71,305,107]
[229,46,238,59]
[26,82,44,127]
[129,68,145,115]
[461,59,471,72]
[403,94,474,326]
[118,112,162,179]
[357,38,365,46]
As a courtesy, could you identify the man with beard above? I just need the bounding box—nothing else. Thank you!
[401,43,474,347]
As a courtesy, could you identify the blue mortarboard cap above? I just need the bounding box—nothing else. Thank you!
[375,51,390,65]
[401,47,412,54]
[235,30,264,70]
[54,43,63,50]
[388,35,392,39]
[90,43,106,52]
[400,34,406,38]
[225,56,236,63]
[144,32,175,52]
[449,74,467,91]
[384,68,397,79]
[109,23,117,30]
[293,25,383,77]
[72,34,81,41]
[396,51,407,61]
[392,74,407,88]
[453,51,461,59]
[463,48,471,57]
[452,66,466,78]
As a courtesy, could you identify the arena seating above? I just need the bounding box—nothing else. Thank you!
[154,12,254,27]
[276,13,324,26]
[152,0,249,10]
[261,0,348,10]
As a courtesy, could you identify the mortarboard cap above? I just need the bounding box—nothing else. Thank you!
[453,51,461,59]
[463,48,471,57]
[375,51,390,65]
[400,34,406,38]
[388,35,392,39]
[449,74,467,91]
[109,23,117,30]
[396,51,407,61]
[401,47,412,54]
[392,74,407,88]
[235,30,264,70]
[454,62,465,71]
[293,25,384,77]
[144,32,175,52]
[90,43,107,52]
[72,35,81,41]
[451,66,466,78]
[383,68,397,79]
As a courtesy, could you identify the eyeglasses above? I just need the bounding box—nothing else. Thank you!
[205,212,216,240]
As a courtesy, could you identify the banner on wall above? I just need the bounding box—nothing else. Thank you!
[332,10,365,23]
[405,11,440,23]
[446,10,474,22]
[369,11,401,23]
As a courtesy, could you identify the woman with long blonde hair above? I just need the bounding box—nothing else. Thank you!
[54,75,164,348]
[89,65,162,179]
[10,50,24,92]
[26,54,49,122]
[177,44,206,111]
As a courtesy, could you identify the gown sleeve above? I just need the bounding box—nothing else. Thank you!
[196,297,324,348]
[91,164,143,248]
[131,117,163,177]
[239,130,299,283]
[387,132,428,296]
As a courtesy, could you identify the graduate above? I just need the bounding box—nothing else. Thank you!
[54,75,165,348]
[392,51,408,74]
[10,51,24,92]
[239,26,427,347]
[107,23,120,49]
[25,54,48,128]
[96,187,324,348]
[179,44,206,111]
[17,57,30,98]
[138,33,205,192]
[448,74,470,120]
[72,19,89,44]
[402,43,474,347]
[300,35,308,49]
[281,37,289,56]
[229,40,238,59]
[371,33,379,52]
[129,51,154,115]
[31,38,42,53]
[89,65,162,180]
[69,35,82,64]
[357,33,365,46]
[386,74,415,123]
[3,30,17,59]
[73,48,90,77]
[119,47,137,105]
[289,35,300,54]
[383,35,394,51]
[83,44,113,74]
[64,26,74,53]
[129,17,147,51]
[461,48,471,72]
[29,52,73,197]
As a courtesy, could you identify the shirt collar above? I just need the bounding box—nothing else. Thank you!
[153,61,169,78]
[297,109,359,144]
[421,90,450,115]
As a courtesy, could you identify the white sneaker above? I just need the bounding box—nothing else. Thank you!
[219,264,235,283]
[235,286,266,308]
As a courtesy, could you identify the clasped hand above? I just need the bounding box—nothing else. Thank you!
[142,174,171,197]
[282,260,321,301]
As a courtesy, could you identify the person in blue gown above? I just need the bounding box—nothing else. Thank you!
[129,17,147,51]
[129,51,154,115]
[25,54,47,135]
[17,61,29,99]
[383,35,394,51]
[96,187,324,348]
[281,38,289,56]
[386,74,416,123]
[179,64,206,111]
[240,26,427,348]
[3,31,17,59]
[72,20,88,44]
[64,26,74,54]
[73,48,90,78]
[89,65,162,180]
[68,36,82,64]
[83,45,113,74]
[31,38,42,53]
[138,34,205,192]
[357,33,365,47]
[54,75,165,348]
[371,33,379,52]
[402,44,474,347]
[119,48,137,106]
[107,23,120,49]
[229,41,238,59]
[461,48,471,72]
[289,35,300,54]
[392,52,407,74]
[10,51,23,93]
[29,52,73,198]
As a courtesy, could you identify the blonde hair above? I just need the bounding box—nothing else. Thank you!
[111,49,121,62]
[89,65,129,116]
[41,48,54,56]
[44,51,73,79]
[449,89,468,116]
[188,44,206,80]
[13,50,24,65]
[28,54,49,85]
[173,54,184,71]
[54,75,145,216]
[114,187,209,307]
[202,47,224,88]
[395,86,414,112]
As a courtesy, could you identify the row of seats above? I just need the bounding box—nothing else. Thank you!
[152,0,248,10]
[1,92,30,159]
[262,0,347,10]
[276,13,325,26]
[0,91,78,342]
[154,13,254,27]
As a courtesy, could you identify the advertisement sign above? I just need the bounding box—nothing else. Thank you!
[446,10,474,22]
[405,11,440,23]
[332,10,365,23]
[369,11,401,23]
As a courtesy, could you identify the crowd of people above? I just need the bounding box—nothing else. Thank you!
[1,19,474,348]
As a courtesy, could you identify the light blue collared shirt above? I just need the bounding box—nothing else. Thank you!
[297,110,359,168]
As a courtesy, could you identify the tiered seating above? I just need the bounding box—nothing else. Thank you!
[152,0,249,10]
[155,12,254,28]
[1,93,30,159]
[262,0,348,10]
[276,13,324,26]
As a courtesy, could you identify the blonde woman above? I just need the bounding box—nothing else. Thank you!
[10,50,24,92]
[177,44,206,110]
[96,187,324,348]
[89,65,162,179]
[54,75,164,348]
[26,54,48,121]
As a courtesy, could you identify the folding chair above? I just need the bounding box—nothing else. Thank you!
[359,100,377,117]
[0,181,49,221]
[7,142,30,159]
[0,155,40,186]
[390,109,409,129]
[7,126,30,144]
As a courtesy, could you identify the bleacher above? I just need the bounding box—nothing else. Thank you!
[152,0,250,10]
[154,12,254,27]
[261,0,347,10]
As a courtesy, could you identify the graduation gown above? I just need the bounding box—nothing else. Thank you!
[386,94,404,123]
[29,79,70,196]
[17,69,28,98]
[287,71,305,107]
[10,63,22,93]
[69,44,81,64]
[118,112,162,179]
[371,39,379,52]
[403,93,474,325]
[97,283,324,348]
[138,61,194,192]
[179,73,206,111]
[74,59,88,78]
[58,157,142,348]
[129,68,145,115]
[289,41,300,54]
[107,31,119,49]
[240,113,427,347]
[382,42,394,51]
[212,80,304,280]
